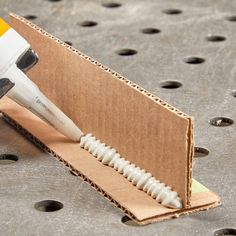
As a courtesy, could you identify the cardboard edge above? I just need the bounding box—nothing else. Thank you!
[136,197,221,225]
[9,13,191,120]
[187,117,194,207]
[1,111,220,225]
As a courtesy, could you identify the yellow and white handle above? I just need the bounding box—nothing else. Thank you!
[0,18,30,74]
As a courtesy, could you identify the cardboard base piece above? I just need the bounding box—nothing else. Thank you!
[0,98,221,225]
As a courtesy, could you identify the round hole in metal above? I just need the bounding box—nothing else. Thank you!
[162,9,182,15]
[34,200,63,212]
[232,90,236,97]
[209,117,234,127]
[225,16,236,22]
[116,49,137,56]
[121,216,140,226]
[214,228,236,236]
[184,57,205,64]
[194,147,209,158]
[206,35,226,42]
[23,15,37,20]
[78,21,98,27]
[102,2,121,8]
[141,28,161,34]
[0,154,18,165]
[159,81,182,89]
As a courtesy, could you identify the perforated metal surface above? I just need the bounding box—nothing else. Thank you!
[0,1,236,235]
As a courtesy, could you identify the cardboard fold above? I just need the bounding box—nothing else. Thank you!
[0,14,221,225]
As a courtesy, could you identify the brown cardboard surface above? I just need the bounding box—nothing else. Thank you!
[9,13,193,207]
[0,98,220,224]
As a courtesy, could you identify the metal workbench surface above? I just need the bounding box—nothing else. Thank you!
[0,0,236,235]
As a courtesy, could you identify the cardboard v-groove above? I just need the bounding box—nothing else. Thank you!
[0,13,220,225]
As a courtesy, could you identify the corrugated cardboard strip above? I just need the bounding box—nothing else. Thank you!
[0,14,220,225]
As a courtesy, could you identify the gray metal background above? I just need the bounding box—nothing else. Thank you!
[0,0,236,235]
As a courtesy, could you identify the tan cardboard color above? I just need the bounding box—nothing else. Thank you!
[0,98,220,225]
[9,13,193,207]
[0,14,220,224]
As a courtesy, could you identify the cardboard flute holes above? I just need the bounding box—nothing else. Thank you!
[154,99,184,116]
[141,28,161,35]
[162,9,182,15]
[194,147,209,158]
[209,117,234,127]
[135,85,148,94]
[131,84,139,89]
[214,228,236,236]
[102,2,122,8]
[34,200,63,212]
[117,75,125,80]
[116,49,138,56]
[70,170,78,176]
[159,80,182,89]
[47,0,62,2]
[184,57,205,64]
[206,35,226,42]
[111,71,119,77]
[225,16,236,22]
[78,21,98,27]
[83,55,90,60]
[121,216,140,227]
[146,92,153,97]
[23,15,37,20]
[177,111,184,116]
[96,62,103,67]
[154,98,161,103]
[64,41,73,46]
[0,154,18,165]
[90,59,96,63]
[159,101,167,106]
[43,32,51,39]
